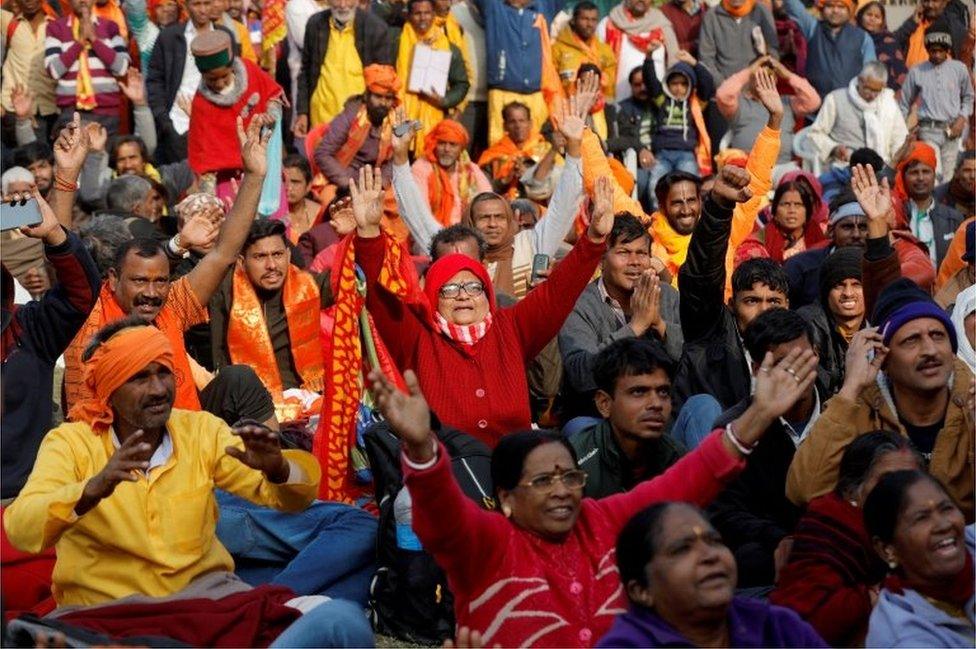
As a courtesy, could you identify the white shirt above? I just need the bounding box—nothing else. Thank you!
[596,16,665,101]
[169,21,209,135]
[779,389,821,448]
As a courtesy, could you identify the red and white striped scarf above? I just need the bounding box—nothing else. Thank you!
[435,311,493,346]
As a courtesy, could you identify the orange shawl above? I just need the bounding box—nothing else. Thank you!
[314,229,417,502]
[477,131,548,197]
[425,119,474,226]
[335,104,393,170]
[226,263,324,399]
[688,94,713,176]
[723,0,757,18]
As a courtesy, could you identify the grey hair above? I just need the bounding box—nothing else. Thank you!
[1,166,34,194]
[105,175,152,213]
[78,214,134,278]
[858,61,889,85]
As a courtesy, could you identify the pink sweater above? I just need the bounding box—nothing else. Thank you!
[405,430,746,647]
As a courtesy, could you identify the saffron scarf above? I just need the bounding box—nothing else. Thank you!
[722,0,757,18]
[226,263,324,399]
[905,19,931,68]
[425,119,473,226]
[334,104,393,169]
[533,12,563,108]
[605,5,667,56]
[649,212,691,281]
[396,22,453,156]
[476,131,548,198]
[66,284,201,412]
[314,229,417,502]
[70,16,97,111]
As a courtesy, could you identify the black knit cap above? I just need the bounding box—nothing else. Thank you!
[819,246,863,304]
[873,278,932,324]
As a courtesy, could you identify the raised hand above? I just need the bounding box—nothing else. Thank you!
[838,327,888,402]
[118,68,147,106]
[710,164,753,207]
[180,211,221,250]
[226,421,289,483]
[587,175,614,242]
[391,106,418,165]
[850,163,892,225]
[13,184,66,246]
[574,69,602,117]
[369,369,434,463]
[85,122,108,153]
[78,429,151,512]
[53,111,91,177]
[751,347,819,420]
[556,93,586,149]
[349,164,384,237]
[11,83,35,120]
[328,196,356,235]
[753,66,783,118]
[237,113,273,176]
[675,49,697,66]
[292,114,309,138]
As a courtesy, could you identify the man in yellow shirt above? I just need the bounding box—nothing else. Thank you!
[552,1,616,101]
[3,321,372,647]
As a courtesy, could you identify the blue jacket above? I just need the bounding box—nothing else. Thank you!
[866,525,976,648]
[474,0,557,93]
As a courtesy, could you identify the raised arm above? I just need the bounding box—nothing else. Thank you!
[390,107,445,252]
[716,66,751,120]
[782,0,817,40]
[184,114,271,304]
[49,111,91,229]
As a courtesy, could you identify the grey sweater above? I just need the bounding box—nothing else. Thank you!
[698,4,779,84]
[558,279,683,396]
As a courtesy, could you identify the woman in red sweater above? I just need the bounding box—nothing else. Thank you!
[350,161,614,448]
[735,175,827,266]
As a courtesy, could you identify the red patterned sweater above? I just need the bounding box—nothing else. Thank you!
[404,430,747,647]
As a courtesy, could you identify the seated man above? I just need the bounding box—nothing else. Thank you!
[411,119,492,227]
[559,213,682,419]
[647,170,703,282]
[570,337,684,499]
[477,101,552,199]
[805,61,907,168]
[935,150,975,219]
[3,319,372,647]
[64,115,275,428]
[708,308,826,588]
[209,219,332,403]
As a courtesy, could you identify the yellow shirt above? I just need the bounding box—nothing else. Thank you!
[310,18,364,126]
[3,409,321,607]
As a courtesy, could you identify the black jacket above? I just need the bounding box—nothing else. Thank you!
[673,197,751,414]
[296,8,393,117]
[606,97,653,156]
[146,22,188,129]
[707,397,810,588]
[783,244,831,310]
[797,302,865,397]
[1,230,100,499]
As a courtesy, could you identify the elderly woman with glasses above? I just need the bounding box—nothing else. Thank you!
[368,329,819,647]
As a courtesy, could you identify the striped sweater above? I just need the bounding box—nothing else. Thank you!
[44,15,129,113]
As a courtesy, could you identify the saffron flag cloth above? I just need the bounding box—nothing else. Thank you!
[261,0,286,54]
[314,230,418,503]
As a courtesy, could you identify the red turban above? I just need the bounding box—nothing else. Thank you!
[423,253,496,317]
[68,326,175,434]
[423,119,470,162]
[894,141,938,201]
[363,65,401,96]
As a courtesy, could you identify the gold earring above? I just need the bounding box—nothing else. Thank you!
[502,504,512,518]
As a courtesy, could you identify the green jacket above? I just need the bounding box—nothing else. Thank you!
[570,420,685,499]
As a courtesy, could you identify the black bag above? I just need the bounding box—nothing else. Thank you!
[364,419,494,646]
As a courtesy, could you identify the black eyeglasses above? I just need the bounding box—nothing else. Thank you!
[438,281,485,299]
[518,470,588,492]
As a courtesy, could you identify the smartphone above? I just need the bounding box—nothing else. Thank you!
[0,197,42,232]
[393,120,421,138]
[530,253,551,284]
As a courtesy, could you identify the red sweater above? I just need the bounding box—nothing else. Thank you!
[356,233,606,447]
[404,430,746,647]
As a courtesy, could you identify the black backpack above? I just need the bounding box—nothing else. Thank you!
[364,419,495,646]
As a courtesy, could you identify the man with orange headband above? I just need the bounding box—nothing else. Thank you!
[412,118,491,226]
[3,319,374,647]
[784,0,876,98]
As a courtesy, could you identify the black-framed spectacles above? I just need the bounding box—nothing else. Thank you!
[517,469,588,492]
[439,281,485,299]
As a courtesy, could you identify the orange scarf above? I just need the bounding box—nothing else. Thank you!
[533,12,563,108]
[335,104,393,169]
[649,212,691,282]
[906,19,931,68]
[688,94,713,176]
[68,326,174,435]
[477,131,548,197]
[314,229,417,502]
[722,0,757,18]
[226,263,324,399]
[70,16,97,111]
[65,284,201,413]
[425,120,474,226]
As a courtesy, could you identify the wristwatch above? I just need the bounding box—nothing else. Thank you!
[168,233,190,259]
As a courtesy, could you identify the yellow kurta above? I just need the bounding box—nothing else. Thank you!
[396,23,452,157]
[310,19,364,126]
[3,409,321,607]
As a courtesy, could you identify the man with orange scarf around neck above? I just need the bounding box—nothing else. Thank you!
[477,101,551,199]
[1,320,377,647]
[394,0,470,158]
[63,114,277,427]
[412,118,492,226]
[597,0,679,100]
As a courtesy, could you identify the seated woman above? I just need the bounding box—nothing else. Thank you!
[864,470,975,648]
[735,174,827,265]
[770,431,921,646]
[602,502,827,648]
[366,278,820,646]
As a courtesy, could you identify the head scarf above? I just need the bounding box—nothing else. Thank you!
[894,141,938,201]
[363,64,401,95]
[462,193,517,296]
[722,0,757,18]
[68,325,175,434]
[191,29,235,72]
[424,253,496,345]
[819,0,854,12]
[425,120,472,226]
[951,284,976,372]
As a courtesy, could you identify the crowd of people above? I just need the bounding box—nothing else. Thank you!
[0,0,974,644]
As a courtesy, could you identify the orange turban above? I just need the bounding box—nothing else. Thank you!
[819,0,855,12]
[894,141,938,201]
[722,0,757,18]
[423,119,470,162]
[68,326,175,434]
[363,65,402,96]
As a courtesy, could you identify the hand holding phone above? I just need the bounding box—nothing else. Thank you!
[0,195,42,232]
[530,253,551,285]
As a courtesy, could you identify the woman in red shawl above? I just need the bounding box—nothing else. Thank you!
[736,174,827,265]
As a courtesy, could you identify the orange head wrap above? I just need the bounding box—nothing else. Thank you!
[722,0,758,18]
[423,119,470,162]
[363,64,402,96]
[819,0,855,13]
[148,0,187,23]
[894,141,938,201]
[68,325,175,434]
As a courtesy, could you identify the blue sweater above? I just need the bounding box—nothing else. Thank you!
[473,0,558,93]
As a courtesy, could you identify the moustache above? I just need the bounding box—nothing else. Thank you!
[134,296,163,307]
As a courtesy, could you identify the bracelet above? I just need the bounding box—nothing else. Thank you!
[724,422,756,456]
[54,174,78,192]
[402,438,439,470]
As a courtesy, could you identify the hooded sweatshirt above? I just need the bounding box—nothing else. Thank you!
[648,60,714,152]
